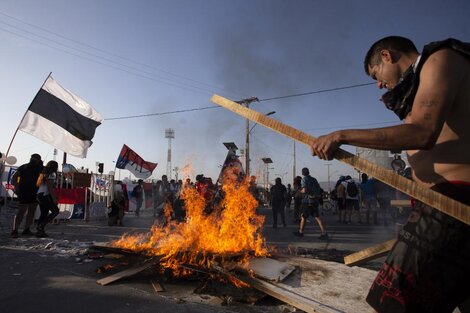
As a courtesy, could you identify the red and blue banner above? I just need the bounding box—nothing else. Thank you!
[116,144,157,179]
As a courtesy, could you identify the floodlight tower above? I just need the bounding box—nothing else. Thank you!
[165,128,175,179]
[262,157,273,189]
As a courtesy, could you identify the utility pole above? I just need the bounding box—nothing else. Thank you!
[325,163,332,192]
[236,97,259,177]
[293,140,296,184]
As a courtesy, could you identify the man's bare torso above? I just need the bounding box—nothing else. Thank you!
[406,50,470,187]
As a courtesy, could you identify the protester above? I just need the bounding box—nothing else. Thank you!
[108,183,125,226]
[11,153,43,238]
[152,180,162,217]
[285,183,292,211]
[360,173,378,225]
[310,36,470,313]
[270,177,287,228]
[374,179,393,226]
[342,175,361,224]
[35,160,59,237]
[292,176,302,223]
[159,174,171,203]
[131,179,144,217]
[293,167,328,239]
[334,176,346,223]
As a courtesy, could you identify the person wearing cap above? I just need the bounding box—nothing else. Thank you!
[11,153,43,238]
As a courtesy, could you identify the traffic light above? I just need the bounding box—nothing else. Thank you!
[98,163,104,174]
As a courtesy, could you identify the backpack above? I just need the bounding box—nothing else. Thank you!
[346,181,359,198]
[304,176,320,197]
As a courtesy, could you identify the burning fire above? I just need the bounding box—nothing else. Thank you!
[113,176,268,277]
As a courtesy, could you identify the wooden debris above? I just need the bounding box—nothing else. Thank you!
[211,94,470,225]
[344,239,396,266]
[97,258,159,286]
[89,243,141,256]
[213,265,342,313]
[243,257,296,282]
[150,280,165,292]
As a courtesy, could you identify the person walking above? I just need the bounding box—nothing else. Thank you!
[270,177,287,228]
[10,153,43,238]
[293,167,328,239]
[35,161,59,237]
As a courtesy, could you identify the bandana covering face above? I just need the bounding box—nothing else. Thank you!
[380,64,416,120]
[378,38,470,120]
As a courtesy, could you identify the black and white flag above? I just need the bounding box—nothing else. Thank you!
[19,75,102,158]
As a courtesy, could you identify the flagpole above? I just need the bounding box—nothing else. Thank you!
[4,72,53,159]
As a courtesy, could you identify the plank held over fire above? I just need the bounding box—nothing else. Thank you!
[210,94,470,226]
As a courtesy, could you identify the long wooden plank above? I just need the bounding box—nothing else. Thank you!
[211,94,470,225]
[213,265,343,313]
[97,259,158,286]
[344,239,396,266]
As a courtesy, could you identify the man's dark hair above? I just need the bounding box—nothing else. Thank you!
[301,167,309,176]
[364,36,418,75]
[30,153,41,161]
[275,177,282,184]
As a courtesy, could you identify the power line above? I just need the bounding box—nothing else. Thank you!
[258,82,375,102]
[0,10,245,99]
[103,82,379,121]
[0,11,379,123]
[0,25,215,97]
[104,105,219,121]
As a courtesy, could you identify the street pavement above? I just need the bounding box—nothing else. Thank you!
[0,202,402,313]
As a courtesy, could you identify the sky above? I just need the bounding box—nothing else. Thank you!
[0,0,468,186]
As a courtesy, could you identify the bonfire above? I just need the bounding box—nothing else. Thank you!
[113,175,269,278]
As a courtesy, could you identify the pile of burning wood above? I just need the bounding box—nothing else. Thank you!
[91,177,346,313]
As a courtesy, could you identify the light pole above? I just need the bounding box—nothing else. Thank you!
[325,163,332,192]
[262,157,273,189]
[245,108,275,176]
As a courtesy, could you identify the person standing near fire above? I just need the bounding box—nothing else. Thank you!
[10,153,43,238]
[35,160,59,237]
[293,167,328,239]
[310,36,470,312]
[270,177,287,228]
[131,179,144,217]
[292,175,302,223]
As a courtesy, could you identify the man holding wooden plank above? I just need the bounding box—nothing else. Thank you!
[310,37,470,313]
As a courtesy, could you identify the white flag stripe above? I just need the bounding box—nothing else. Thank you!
[124,163,153,179]
[19,111,92,158]
[42,76,102,122]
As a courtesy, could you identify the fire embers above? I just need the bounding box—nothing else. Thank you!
[112,177,268,278]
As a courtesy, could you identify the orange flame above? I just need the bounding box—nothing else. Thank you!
[113,176,268,278]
